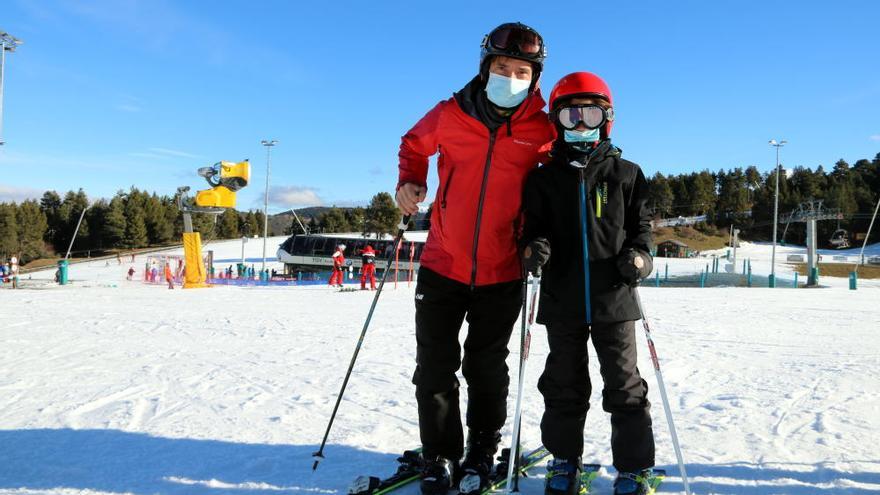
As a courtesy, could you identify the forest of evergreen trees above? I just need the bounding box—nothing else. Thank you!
[645,153,880,247]
[1,154,877,266]
[0,188,401,266]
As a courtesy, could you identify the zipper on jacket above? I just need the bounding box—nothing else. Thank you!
[441,169,455,209]
[470,128,498,289]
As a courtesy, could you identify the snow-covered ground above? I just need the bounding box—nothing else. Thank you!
[2,237,879,494]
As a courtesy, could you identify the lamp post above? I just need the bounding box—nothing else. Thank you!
[0,30,24,146]
[260,139,277,273]
[768,139,787,287]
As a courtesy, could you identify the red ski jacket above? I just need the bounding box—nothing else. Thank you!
[332,249,345,268]
[399,83,554,287]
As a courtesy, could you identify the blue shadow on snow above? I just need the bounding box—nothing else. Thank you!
[2,429,878,494]
[0,428,398,494]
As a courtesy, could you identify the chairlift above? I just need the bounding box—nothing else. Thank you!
[829,229,850,249]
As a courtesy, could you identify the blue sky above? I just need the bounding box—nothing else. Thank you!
[1,0,878,213]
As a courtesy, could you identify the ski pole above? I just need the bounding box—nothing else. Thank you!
[632,288,692,495]
[505,270,541,493]
[312,215,410,471]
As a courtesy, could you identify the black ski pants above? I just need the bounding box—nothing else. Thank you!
[412,267,522,460]
[538,319,655,472]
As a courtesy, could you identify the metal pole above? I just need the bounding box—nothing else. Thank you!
[64,206,90,259]
[0,32,23,146]
[312,216,411,471]
[505,272,540,493]
[290,208,309,235]
[769,140,786,287]
[260,140,277,272]
[1,41,6,145]
[632,289,692,495]
[855,195,880,275]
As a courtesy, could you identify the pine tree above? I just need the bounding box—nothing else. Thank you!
[365,192,399,238]
[123,195,148,248]
[217,208,241,238]
[244,210,259,237]
[104,194,128,248]
[320,207,350,233]
[0,203,20,260]
[85,199,109,250]
[40,191,62,249]
[717,167,749,227]
[254,211,266,237]
[345,207,366,234]
[691,171,717,217]
[15,200,48,263]
[647,172,674,218]
[56,190,90,255]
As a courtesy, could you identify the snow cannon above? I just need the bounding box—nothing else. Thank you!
[177,159,251,289]
[194,160,250,209]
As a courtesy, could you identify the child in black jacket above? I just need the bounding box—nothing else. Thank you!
[520,72,655,495]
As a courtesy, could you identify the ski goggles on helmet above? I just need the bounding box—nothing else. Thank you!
[555,104,614,130]
[482,24,545,60]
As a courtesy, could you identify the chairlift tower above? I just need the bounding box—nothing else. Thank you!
[782,200,843,286]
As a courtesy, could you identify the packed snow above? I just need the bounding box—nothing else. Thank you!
[2,236,879,494]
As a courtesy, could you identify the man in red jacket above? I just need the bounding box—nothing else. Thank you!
[396,22,555,495]
[328,244,346,287]
[360,245,377,290]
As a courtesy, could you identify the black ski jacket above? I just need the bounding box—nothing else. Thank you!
[521,141,653,324]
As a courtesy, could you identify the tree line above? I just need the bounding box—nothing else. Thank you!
[646,152,880,246]
[0,188,401,266]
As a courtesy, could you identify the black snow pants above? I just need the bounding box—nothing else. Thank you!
[538,319,655,472]
[412,267,522,460]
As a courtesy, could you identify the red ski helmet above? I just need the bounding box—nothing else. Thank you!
[549,72,614,138]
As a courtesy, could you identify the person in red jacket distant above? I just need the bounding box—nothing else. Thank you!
[360,245,377,290]
[164,263,174,290]
[395,22,556,495]
[328,244,346,287]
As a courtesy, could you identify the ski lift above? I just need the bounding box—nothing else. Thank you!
[829,229,850,249]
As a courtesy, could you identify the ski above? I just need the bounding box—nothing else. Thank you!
[641,468,666,495]
[577,464,601,494]
[348,446,550,495]
[481,445,551,493]
[348,449,423,495]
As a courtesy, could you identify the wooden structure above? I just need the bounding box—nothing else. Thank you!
[656,239,690,258]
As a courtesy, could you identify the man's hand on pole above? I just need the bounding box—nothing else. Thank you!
[395,183,426,216]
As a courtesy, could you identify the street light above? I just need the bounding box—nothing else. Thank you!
[0,30,24,146]
[260,139,278,273]
[768,139,787,287]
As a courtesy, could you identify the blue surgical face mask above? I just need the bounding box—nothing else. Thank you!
[563,127,601,144]
[485,72,531,108]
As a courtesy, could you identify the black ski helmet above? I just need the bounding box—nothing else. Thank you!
[479,22,546,83]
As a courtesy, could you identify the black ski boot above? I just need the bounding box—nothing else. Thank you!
[420,456,455,495]
[613,469,652,495]
[458,430,501,494]
[544,457,582,495]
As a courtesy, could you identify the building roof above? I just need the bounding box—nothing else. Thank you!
[658,239,689,247]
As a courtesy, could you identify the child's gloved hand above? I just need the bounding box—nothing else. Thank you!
[522,238,551,276]
[616,248,651,285]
